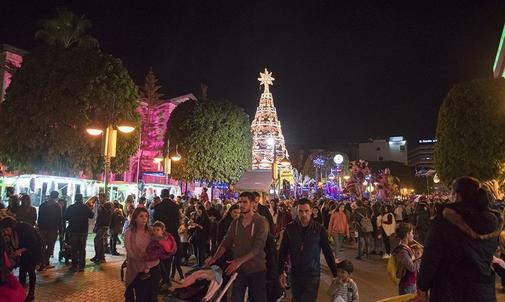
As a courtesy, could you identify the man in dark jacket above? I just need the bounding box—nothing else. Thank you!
[253,192,275,235]
[37,190,62,270]
[153,188,180,287]
[278,198,338,302]
[350,200,373,260]
[1,217,42,301]
[417,179,500,302]
[65,193,94,271]
[91,193,112,264]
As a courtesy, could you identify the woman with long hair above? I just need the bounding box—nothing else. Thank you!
[124,207,160,302]
[328,203,350,261]
[188,205,209,268]
[416,177,501,302]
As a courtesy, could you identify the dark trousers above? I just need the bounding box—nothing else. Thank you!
[125,264,161,302]
[19,256,37,295]
[69,232,88,269]
[382,229,391,254]
[232,270,267,302]
[290,275,320,302]
[358,232,372,256]
[39,228,58,266]
[160,257,172,286]
[180,242,189,264]
[170,247,184,279]
[193,241,206,268]
[93,226,108,260]
[110,233,119,253]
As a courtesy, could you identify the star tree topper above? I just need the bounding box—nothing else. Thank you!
[258,68,275,93]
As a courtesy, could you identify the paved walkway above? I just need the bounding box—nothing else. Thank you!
[26,235,505,302]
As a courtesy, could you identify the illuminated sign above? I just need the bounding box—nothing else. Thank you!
[389,136,404,142]
[419,139,437,144]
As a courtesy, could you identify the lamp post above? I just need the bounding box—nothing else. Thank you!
[154,141,182,184]
[86,121,135,196]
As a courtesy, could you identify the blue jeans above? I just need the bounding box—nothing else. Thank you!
[290,275,320,302]
[399,283,416,295]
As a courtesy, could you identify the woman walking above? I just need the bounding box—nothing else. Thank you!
[328,203,350,261]
[124,207,160,302]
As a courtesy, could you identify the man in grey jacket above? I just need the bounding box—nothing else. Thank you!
[206,191,269,302]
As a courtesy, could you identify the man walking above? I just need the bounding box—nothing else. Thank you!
[278,198,338,302]
[91,193,112,264]
[206,192,269,302]
[37,191,62,270]
[65,193,94,271]
[153,189,180,288]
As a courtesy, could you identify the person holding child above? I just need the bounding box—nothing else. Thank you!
[124,207,160,302]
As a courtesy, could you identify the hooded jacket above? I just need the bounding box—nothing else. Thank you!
[417,202,502,302]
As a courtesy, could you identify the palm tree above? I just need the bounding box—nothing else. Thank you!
[35,9,99,48]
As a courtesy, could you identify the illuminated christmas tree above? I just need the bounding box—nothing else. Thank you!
[251,68,289,169]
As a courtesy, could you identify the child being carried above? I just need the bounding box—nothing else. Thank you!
[141,221,177,280]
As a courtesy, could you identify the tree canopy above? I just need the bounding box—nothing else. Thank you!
[165,99,252,183]
[35,9,99,49]
[435,78,505,183]
[0,45,139,176]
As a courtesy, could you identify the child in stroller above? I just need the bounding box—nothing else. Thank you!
[165,265,237,302]
[58,229,71,264]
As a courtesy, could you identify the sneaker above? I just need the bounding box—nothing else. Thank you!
[94,259,106,264]
[382,253,391,259]
[90,257,97,262]
[69,266,78,272]
[37,265,46,271]
[46,265,55,269]
[111,251,120,256]
[78,268,85,272]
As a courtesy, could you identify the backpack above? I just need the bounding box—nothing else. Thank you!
[358,213,373,233]
[387,246,407,285]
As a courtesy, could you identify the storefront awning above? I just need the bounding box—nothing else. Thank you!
[235,169,273,192]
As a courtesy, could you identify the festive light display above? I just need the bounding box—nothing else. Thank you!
[251,68,289,169]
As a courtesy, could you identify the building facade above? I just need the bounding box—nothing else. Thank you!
[408,139,436,172]
[0,44,25,102]
[358,136,408,165]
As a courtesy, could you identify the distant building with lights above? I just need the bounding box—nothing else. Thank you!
[408,139,436,172]
[0,44,26,102]
[124,94,197,184]
[358,136,408,165]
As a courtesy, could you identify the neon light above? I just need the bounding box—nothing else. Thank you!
[494,24,505,77]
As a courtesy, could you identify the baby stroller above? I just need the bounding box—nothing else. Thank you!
[165,265,237,302]
[58,230,72,264]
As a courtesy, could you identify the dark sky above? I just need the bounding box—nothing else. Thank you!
[2,0,505,148]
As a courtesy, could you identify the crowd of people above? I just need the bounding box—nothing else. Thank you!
[0,175,504,302]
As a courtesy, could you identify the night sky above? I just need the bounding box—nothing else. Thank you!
[2,0,505,149]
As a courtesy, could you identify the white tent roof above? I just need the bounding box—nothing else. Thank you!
[235,169,273,192]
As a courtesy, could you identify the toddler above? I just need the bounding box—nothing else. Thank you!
[328,260,359,302]
[140,221,177,280]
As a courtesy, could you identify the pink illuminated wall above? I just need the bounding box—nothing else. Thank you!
[124,94,196,183]
[0,44,25,102]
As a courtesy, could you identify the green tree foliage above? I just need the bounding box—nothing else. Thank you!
[435,78,505,183]
[166,100,252,183]
[0,45,139,176]
[35,9,99,49]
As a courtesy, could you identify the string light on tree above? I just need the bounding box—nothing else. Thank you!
[251,68,289,169]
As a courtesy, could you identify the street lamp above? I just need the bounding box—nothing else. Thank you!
[86,122,135,196]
